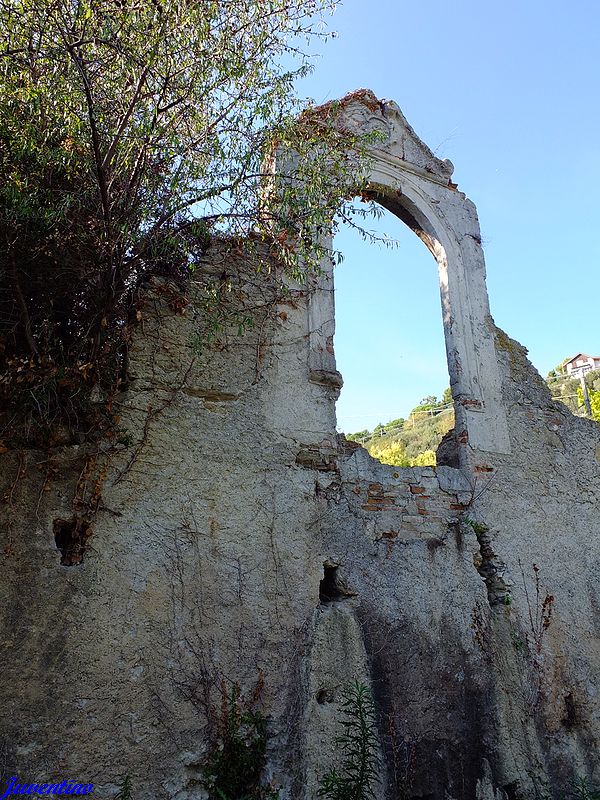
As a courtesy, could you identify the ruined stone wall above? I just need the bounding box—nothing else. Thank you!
[470,328,600,793]
[313,326,600,800]
[0,241,484,798]
[0,244,339,796]
[2,96,600,800]
[2,240,599,800]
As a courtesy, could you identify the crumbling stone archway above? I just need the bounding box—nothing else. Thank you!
[307,90,511,461]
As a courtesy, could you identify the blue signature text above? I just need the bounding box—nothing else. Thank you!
[1,778,94,797]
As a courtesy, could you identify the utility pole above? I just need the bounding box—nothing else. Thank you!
[580,373,592,417]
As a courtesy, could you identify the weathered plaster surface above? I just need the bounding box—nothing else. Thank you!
[1,93,600,800]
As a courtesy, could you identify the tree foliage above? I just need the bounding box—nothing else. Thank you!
[0,0,375,443]
[347,390,454,467]
[548,367,600,421]
[578,386,600,423]
[369,439,408,467]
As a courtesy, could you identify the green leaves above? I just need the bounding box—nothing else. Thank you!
[317,681,381,800]
[0,0,354,342]
[0,0,379,443]
[203,683,278,800]
[115,775,133,800]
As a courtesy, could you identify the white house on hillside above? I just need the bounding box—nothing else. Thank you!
[564,353,600,378]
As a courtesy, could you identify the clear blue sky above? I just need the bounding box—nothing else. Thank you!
[296,0,600,433]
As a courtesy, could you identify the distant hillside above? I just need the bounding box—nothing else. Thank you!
[546,362,600,421]
[346,393,454,467]
[347,364,600,468]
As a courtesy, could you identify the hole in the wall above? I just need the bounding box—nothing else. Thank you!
[562,692,578,729]
[319,564,354,603]
[333,202,454,465]
[502,782,520,800]
[53,516,91,566]
[319,565,343,603]
[316,688,335,705]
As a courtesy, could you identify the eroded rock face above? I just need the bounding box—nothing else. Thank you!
[1,95,600,800]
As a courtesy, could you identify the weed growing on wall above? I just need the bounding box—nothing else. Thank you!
[318,681,381,800]
[535,776,600,800]
[115,775,133,800]
[517,560,555,706]
[571,776,600,800]
[203,681,278,800]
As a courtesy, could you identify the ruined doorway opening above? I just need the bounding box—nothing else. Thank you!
[333,202,455,467]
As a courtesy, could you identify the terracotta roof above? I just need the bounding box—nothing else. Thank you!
[565,353,600,365]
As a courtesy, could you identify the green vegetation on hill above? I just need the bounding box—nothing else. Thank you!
[546,365,600,423]
[347,393,454,467]
[348,359,600,470]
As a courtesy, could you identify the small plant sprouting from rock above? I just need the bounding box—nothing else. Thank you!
[464,516,488,539]
[203,680,278,800]
[529,774,600,800]
[116,775,133,800]
[571,776,600,800]
[317,681,381,800]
